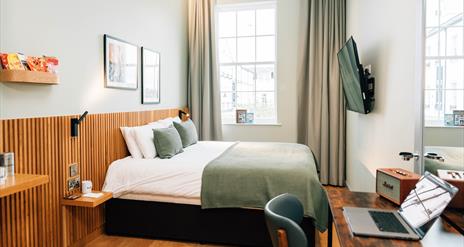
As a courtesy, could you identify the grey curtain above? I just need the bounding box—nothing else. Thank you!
[297,0,346,186]
[187,0,223,140]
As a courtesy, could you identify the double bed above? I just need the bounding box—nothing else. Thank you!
[103,141,328,246]
[424,146,464,174]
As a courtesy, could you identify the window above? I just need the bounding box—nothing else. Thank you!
[424,0,464,126]
[216,2,277,124]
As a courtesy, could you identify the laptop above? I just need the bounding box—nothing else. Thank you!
[343,172,459,240]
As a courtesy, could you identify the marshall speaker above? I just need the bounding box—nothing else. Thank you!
[376,168,420,205]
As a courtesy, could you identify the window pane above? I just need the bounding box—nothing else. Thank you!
[426,28,440,56]
[445,59,464,89]
[445,90,464,114]
[218,11,236,37]
[256,9,275,35]
[237,10,255,36]
[219,38,236,63]
[237,65,255,91]
[425,59,444,89]
[424,89,445,125]
[426,0,439,27]
[236,92,256,112]
[220,65,236,92]
[425,28,448,57]
[446,27,463,56]
[256,64,274,91]
[256,92,276,121]
[256,36,275,62]
[439,29,447,56]
[221,92,236,123]
[440,0,463,26]
[237,37,255,62]
[221,92,236,111]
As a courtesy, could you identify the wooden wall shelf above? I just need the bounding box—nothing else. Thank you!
[0,173,49,198]
[61,191,112,208]
[0,70,59,85]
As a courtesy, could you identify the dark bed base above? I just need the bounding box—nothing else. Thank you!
[105,198,315,247]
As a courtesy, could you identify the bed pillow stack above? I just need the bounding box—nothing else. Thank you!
[173,119,198,148]
[120,117,179,159]
[120,116,198,159]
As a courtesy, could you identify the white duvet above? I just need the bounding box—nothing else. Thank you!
[102,141,235,199]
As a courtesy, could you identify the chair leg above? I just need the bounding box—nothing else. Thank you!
[277,229,289,247]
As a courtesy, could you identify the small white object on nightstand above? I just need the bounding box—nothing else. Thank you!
[82,192,103,198]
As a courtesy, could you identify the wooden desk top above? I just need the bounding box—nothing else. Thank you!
[0,174,49,198]
[61,191,112,208]
[325,186,463,247]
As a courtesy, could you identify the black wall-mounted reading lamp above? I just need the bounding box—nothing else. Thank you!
[178,110,190,121]
[71,111,88,137]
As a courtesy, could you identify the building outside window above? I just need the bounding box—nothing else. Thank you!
[216,1,277,124]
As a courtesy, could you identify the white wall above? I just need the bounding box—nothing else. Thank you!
[424,127,464,147]
[346,0,420,192]
[221,0,300,142]
[0,0,187,119]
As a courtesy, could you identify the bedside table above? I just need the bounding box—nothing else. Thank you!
[61,191,112,246]
[325,186,463,247]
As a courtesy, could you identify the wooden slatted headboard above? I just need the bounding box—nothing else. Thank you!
[0,108,179,246]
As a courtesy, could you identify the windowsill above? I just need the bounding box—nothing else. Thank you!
[425,125,464,129]
[222,123,282,126]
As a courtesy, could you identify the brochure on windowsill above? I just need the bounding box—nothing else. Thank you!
[82,192,104,198]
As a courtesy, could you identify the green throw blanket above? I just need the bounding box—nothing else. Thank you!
[201,142,329,231]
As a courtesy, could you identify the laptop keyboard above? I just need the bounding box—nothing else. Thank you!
[368,211,409,234]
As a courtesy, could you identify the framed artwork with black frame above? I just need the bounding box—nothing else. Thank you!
[104,34,138,90]
[141,47,160,104]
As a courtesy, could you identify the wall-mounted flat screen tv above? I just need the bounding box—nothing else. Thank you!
[337,37,374,114]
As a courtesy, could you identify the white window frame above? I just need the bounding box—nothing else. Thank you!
[215,1,278,124]
[424,0,464,127]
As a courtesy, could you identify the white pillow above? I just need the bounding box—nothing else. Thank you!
[153,116,182,127]
[133,121,166,159]
[120,127,143,159]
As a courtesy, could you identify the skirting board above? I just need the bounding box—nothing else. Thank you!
[105,198,316,247]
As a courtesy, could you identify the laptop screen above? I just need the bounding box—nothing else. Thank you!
[399,172,458,231]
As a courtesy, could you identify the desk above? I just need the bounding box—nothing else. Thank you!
[325,186,463,247]
[61,191,112,246]
[0,174,49,197]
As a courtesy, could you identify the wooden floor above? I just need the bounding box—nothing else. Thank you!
[86,234,224,247]
[85,224,340,247]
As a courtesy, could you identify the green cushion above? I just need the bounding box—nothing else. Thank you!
[153,126,184,159]
[173,119,198,148]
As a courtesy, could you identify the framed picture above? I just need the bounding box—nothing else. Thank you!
[141,47,160,104]
[236,109,247,124]
[246,112,254,123]
[104,34,138,90]
[68,163,79,177]
[444,114,454,126]
[453,110,464,126]
[67,176,80,192]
